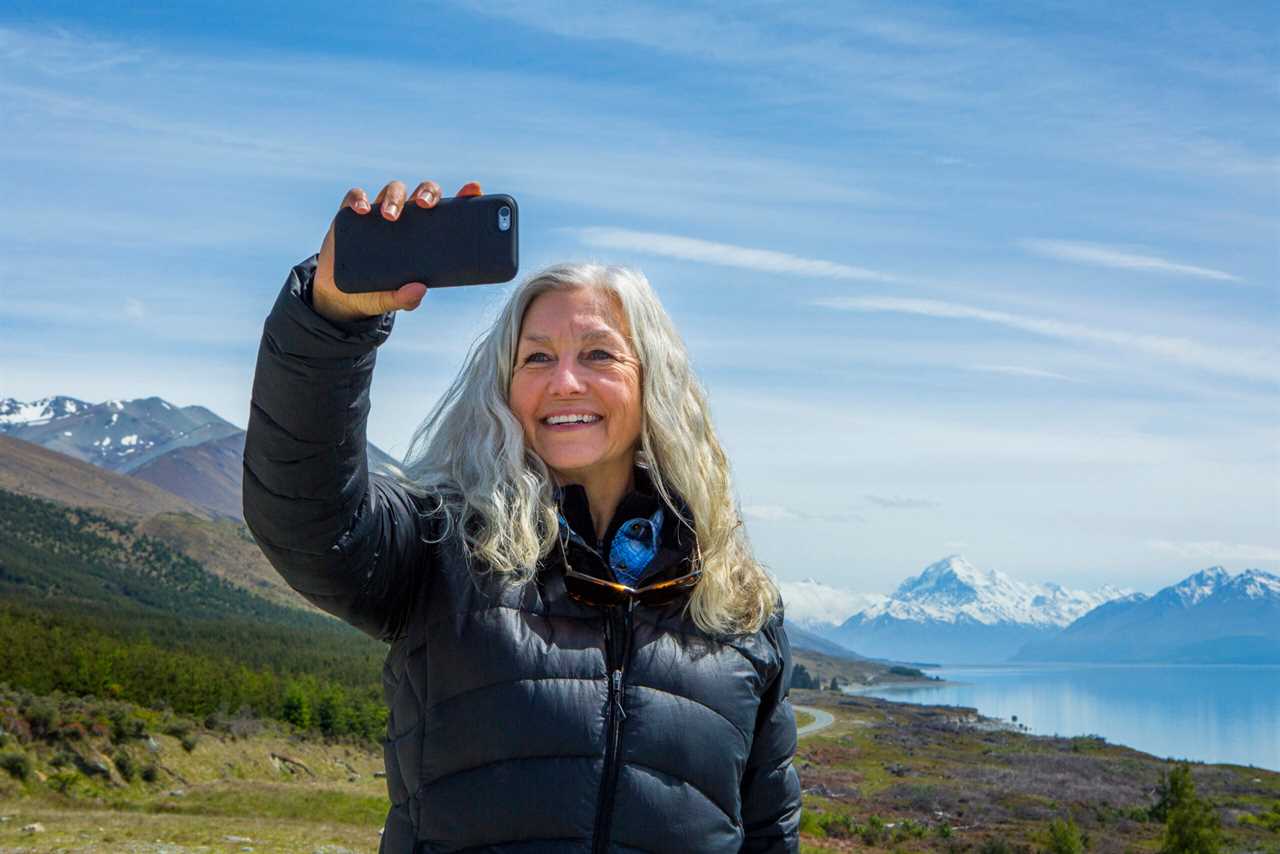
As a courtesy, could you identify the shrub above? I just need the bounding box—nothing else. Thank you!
[1158,765,1221,854]
[820,812,855,839]
[180,733,199,753]
[1046,817,1085,854]
[112,749,136,782]
[47,768,79,795]
[1239,801,1280,833]
[140,763,159,783]
[797,808,824,836]
[0,751,32,781]
[861,815,886,846]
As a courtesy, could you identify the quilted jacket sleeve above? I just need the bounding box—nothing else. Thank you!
[242,253,432,643]
[739,606,802,853]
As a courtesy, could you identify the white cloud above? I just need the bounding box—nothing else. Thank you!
[865,494,941,510]
[968,364,1081,382]
[1020,238,1241,282]
[813,296,1277,383]
[741,504,863,524]
[1149,540,1280,563]
[573,227,898,282]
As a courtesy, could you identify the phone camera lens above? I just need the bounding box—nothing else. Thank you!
[498,205,512,232]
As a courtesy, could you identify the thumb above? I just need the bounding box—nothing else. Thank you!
[395,282,428,311]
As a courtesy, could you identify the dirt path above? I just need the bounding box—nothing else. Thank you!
[793,704,834,737]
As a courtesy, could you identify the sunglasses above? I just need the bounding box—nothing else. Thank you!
[557,539,701,607]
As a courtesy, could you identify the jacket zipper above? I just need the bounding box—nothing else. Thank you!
[593,595,635,853]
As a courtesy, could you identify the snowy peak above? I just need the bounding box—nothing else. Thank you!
[1168,566,1232,606]
[0,394,240,475]
[858,555,1129,628]
[0,395,92,427]
[1157,566,1280,609]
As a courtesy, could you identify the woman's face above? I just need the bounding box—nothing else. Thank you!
[509,287,643,487]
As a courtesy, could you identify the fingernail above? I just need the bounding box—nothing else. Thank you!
[355,200,369,212]
[385,204,398,218]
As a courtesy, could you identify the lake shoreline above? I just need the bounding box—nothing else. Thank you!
[840,661,1280,771]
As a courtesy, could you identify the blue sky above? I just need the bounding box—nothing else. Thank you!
[2,1,1276,595]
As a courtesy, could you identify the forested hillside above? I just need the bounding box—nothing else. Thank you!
[0,488,388,741]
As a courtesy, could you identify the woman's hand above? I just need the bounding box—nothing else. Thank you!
[311,178,484,323]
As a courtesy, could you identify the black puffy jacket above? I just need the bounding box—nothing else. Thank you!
[242,255,802,853]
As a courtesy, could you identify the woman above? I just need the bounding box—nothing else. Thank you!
[243,178,801,853]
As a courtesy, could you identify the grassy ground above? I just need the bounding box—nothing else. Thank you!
[0,725,387,853]
[2,693,1277,852]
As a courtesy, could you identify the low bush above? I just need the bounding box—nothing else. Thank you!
[0,751,32,781]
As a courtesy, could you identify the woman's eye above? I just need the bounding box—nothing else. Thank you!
[523,352,552,364]
[586,349,614,361]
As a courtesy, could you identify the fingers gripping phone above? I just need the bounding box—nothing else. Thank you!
[333,194,519,293]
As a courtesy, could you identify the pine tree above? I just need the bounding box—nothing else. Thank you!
[1157,764,1221,854]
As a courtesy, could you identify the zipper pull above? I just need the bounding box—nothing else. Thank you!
[612,669,627,721]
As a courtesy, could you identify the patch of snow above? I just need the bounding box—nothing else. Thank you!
[121,434,139,446]
[109,412,119,425]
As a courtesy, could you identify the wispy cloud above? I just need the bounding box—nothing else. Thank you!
[813,296,1277,383]
[865,494,941,510]
[967,364,1081,383]
[574,227,898,282]
[742,504,863,524]
[1149,540,1280,563]
[1020,238,1241,282]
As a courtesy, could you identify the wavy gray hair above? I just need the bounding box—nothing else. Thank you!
[392,262,780,637]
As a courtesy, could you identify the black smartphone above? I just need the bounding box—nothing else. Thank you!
[333,193,519,293]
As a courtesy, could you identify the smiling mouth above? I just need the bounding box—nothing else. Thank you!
[541,413,602,426]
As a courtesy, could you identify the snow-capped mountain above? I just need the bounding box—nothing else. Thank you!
[778,577,886,633]
[858,555,1125,627]
[1015,566,1280,663]
[1,395,404,521]
[827,555,1131,664]
[1,395,240,474]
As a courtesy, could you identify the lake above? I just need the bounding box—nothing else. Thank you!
[848,663,1280,771]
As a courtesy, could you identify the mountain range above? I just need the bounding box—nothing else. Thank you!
[1014,566,1280,663]
[1,395,405,522]
[816,555,1130,664]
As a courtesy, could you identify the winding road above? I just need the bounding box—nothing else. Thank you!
[793,705,834,738]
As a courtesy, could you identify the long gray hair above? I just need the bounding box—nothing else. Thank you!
[392,262,780,637]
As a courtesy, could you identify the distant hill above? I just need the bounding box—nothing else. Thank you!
[0,432,310,609]
[1014,567,1280,664]
[1,394,405,522]
[828,555,1130,665]
[785,623,868,660]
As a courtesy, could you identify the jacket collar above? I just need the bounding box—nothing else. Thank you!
[553,465,696,586]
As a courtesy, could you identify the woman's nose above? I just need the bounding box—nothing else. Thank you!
[547,360,587,396]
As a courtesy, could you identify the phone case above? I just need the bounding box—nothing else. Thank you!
[333,193,519,293]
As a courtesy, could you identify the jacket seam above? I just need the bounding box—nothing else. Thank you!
[417,752,601,793]
[623,758,739,826]
[421,603,603,636]
[424,675,602,717]
[627,682,751,747]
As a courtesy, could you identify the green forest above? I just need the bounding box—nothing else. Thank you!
[0,488,388,741]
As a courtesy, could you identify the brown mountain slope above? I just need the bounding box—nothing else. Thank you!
[0,433,210,521]
[0,433,318,614]
[130,432,246,521]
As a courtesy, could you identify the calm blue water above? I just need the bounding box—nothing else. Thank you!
[849,664,1280,771]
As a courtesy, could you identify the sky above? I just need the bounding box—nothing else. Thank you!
[1,1,1277,596]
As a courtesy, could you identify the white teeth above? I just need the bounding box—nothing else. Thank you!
[545,414,601,425]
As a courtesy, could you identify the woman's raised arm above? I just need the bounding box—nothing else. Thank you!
[241,179,478,642]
